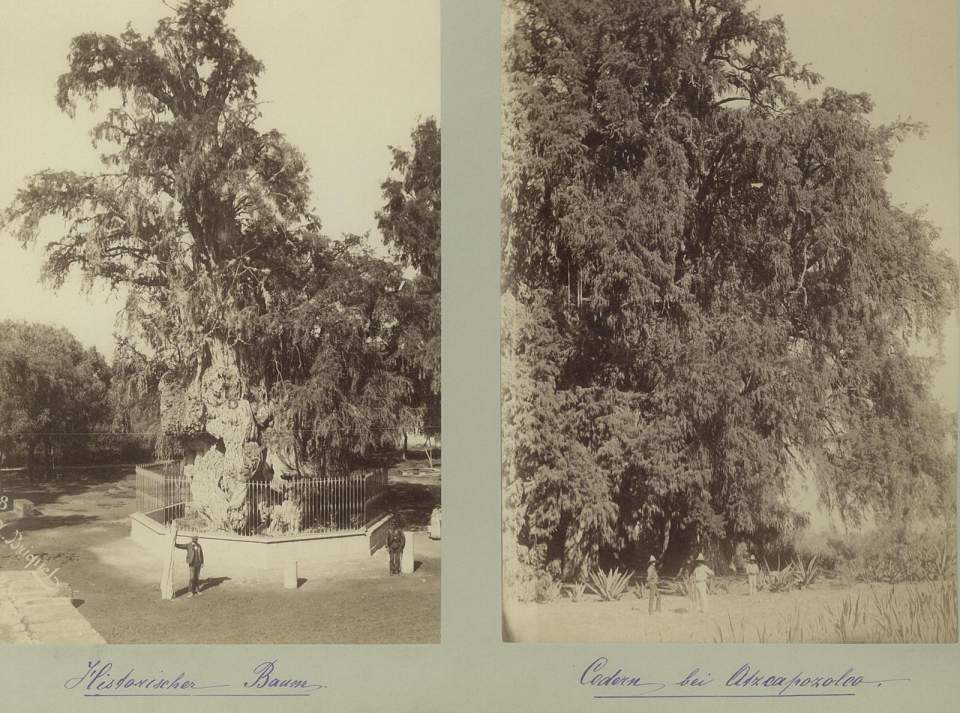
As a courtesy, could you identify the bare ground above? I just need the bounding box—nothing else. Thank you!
[0,464,440,644]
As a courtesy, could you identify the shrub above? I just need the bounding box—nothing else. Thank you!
[504,543,548,602]
[851,528,956,584]
[536,574,563,603]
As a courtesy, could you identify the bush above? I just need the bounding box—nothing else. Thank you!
[850,527,956,584]
[504,543,549,602]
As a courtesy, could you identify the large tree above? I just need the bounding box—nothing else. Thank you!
[502,0,958,580]
[1,0,418,531]
[377,118,441,436]
[0,321,111,469]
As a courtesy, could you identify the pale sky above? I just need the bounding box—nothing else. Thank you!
[754,0,960,417]
[0,0,440,358]
[754,0,960,528]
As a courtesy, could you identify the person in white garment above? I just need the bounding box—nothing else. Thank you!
[692,552,714,613]
[745,553,760,595]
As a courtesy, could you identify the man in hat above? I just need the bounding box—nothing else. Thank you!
[692,552,714,613]
[386,519,405,575]
[174,534,204,596]
[646,555,661,614]
[745,553,760,596]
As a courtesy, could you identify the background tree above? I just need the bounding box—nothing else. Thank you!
[1,0,418,531]
[377,118,441,441]
[0,321,111,469]
[502,0,958,579]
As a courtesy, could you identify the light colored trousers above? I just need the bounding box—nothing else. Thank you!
[748,574,758,595]
[695,581,708,612]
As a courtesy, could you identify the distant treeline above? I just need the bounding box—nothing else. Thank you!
[0,320,158,470]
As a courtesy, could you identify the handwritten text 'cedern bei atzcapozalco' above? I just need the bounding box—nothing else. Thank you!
[581,657,876,697]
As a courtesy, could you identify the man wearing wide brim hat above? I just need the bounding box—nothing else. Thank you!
[692,552,714,613]
[646,555,661,614]
[745,553,760,596]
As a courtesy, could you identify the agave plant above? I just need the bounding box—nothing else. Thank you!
[793,553,821,589]
[765,564,796,593]
[586,567,633,601]
[565,581,587,602]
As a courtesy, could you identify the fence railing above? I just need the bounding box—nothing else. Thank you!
[134,461,389,537]
[135,460,185,523]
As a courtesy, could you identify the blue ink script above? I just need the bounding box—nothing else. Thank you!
[581,657,909,700]
[65,658,324,697]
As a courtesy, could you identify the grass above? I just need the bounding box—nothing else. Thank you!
[710,580,958,644]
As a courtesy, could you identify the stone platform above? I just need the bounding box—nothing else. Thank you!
[0,570,105,644]
[130,512,394,582]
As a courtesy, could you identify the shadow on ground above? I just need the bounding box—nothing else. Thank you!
[0,468,134,509]
[388,482,439,529]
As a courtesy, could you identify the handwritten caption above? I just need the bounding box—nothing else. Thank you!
[581,657,909,699]
[64,659,324,697]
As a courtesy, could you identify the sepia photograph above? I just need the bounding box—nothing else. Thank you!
[501,0,959,643]
[0,0,440,644]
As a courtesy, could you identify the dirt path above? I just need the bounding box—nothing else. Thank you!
[1,468,440,644]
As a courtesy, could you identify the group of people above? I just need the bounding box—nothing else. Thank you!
[644,552,761,614]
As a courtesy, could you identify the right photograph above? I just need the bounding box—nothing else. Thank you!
[501,0,959,643]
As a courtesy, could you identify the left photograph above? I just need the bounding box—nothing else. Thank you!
[0,0,440,644]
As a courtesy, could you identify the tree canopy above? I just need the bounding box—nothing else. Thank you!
[1,0,422,480]
[502,0,959,579]
[0,321,111,468]
[377,117,441,431]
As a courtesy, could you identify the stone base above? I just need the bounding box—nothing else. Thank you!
[130,513,392,583]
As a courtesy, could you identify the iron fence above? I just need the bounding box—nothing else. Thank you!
[134,461,389,536]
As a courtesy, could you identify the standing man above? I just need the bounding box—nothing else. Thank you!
[646,555,661,614]
[692,552,714,613]
[387,519,406,575]
[175,534,204,596]
[745,553,760,596]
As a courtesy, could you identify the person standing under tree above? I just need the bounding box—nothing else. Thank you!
[387,520,405,575]
[646,555,661,614]
[692,553,714,613]
[175,535,204,596]
[745,554,760,596]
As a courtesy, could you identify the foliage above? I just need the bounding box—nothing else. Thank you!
[825,592,868,644]
[826,581,957,644]
[764,564,796,593]
[0,321,111,467]
[501,0,958,577]
[503,541,549,602]
[709,580,957,643]
[0,0,420,474]
[565,581,587,602]
[376,118,441,430]
[792,553,820,589]
[586,566,633,601]
[850,525,956,584]
[869,580,958,643]
[536,574,564,603]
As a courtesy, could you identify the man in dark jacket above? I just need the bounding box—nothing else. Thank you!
[175,535,204,596]
[646,555,661,613]
[386,521,405,575]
